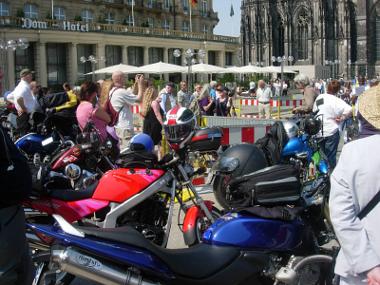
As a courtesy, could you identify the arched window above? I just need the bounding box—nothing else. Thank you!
[24,3,38,19]
[81,10,93,22]
[0,2,9,16]
[201,0,208,17]
[53,6,66,20]
[296,10,308,60]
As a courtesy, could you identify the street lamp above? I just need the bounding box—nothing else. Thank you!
[80,55,106,81]
[173,48,206,92]
[0,38,29,92]
[271,55,294,97]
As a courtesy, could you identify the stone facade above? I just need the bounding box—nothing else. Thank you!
[241,0,380,79]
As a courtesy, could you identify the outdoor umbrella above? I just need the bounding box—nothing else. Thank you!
[188,63,227,73]
[233,65,266,74]
[86,63,137,75]
[127,61,186,74]
[261,65,297,74]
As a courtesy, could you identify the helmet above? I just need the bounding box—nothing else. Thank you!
[304,117,321,136]
[130,133,154,153]
[283,121,299,139]
[164,107,196,150]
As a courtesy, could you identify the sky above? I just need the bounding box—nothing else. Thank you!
[212,0,241,37]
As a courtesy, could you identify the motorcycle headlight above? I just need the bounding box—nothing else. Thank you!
[212,156,239,173]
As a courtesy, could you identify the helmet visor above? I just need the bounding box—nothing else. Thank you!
[164,120,195,144]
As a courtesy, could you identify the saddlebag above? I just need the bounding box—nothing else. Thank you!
[231,164,301,206]
[189,127,222,152]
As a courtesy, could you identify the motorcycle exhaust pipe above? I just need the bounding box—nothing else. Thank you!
[275,254,333,284]
[51,247,159,285]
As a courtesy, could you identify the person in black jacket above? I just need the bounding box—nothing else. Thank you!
[0,127,32,285]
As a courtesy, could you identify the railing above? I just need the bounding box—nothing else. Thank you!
[0,16,240,44]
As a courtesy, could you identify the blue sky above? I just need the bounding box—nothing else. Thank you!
[213,1,241,37]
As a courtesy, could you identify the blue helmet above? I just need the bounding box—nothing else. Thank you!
[130,133,154,153]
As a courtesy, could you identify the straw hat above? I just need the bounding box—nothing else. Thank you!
[358,85,380,129]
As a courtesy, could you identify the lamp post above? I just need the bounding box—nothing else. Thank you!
[271,55,294,97]
[173,48,206,92]
[0,38,29,93]
[80,55,106,81]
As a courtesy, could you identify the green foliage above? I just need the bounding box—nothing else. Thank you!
[74,15,82,21]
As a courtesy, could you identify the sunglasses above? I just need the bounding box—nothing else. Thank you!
[216,89,223,92]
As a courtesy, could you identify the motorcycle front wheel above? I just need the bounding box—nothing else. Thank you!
[193,206,223,245]
[213,174,251,210]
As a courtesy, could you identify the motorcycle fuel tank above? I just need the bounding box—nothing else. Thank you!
[15,133,59,156]
[93,168,165,203]
[202,213,304,251]
[281,135,310,159]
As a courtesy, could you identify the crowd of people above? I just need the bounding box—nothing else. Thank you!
[2,68,380,285]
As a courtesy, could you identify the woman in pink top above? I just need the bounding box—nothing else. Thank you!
[76,81,111,142]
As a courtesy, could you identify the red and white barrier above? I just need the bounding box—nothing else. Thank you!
[240,99,303,108]
[219,125,271,145]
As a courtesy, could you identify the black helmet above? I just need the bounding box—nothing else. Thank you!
[304,117,321,136]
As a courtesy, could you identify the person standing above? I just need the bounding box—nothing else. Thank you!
[256,80,272,119]
[215,87,229,116]
[293,74,318,115]
[177,81,191,108]
[159,82,177,115]
[13,69,36,136]
[329,85,380,285]
[209,81,217,100]
[312,80,352,168]
[110,71,145,148]
[0,126,32,285]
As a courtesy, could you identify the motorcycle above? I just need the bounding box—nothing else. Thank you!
[213,116,329,210]
[26,126,223,283]
[28,160,337,285]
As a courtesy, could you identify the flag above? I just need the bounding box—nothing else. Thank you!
[190,0,197,7]
[230,4,234,17]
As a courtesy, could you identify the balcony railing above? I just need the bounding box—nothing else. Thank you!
[0,16,240,44]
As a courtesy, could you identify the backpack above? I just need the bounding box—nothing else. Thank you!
[104,87,121,127]
[0,127,32,206]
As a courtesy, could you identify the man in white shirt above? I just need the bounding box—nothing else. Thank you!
[110,71,145,148]
[13,69,36,135]
[312,79,352,168]
[256,80,273,119]
[159,82,177,115]
[177,81,191,108]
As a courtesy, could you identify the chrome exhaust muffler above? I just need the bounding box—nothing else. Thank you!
[51,247,159,285]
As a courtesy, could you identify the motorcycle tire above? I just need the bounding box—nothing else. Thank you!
[193,206,223,246]
[213,174,251,210]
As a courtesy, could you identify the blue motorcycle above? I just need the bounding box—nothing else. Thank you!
[28,172,336,285]
[212,117,329,210]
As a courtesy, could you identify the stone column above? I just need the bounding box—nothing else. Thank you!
[163,47,169,81]
[219,50,225,67]
[68,43,78,86]
[143,46,149,65]
[36,42,47,87]
[122,46,128,64]
[96,43,106,69]
[6,49,15,90]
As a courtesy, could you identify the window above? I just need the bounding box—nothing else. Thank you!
[201,0,208,16]
[47,43,67,86]
[183,0,188,9]
[164,0,170,9]
[162,19,170,30]
[105,11,115,24]
[208,51,216,65]
[126,0,133,4]
[182,21,189,32]
[148,47,163,64]
[81,10,93,22]
[147,17,154,28]
[24,3,38,19]
[77,44,95,80]
[125,14,134,26]
[128,46,144,66]
[14,43,35,83]
[147,0,156,8]
[0,2,9,16]
[202,24,208,34]
[168,48,181,65]
[225,52,233,66]
[105,45,121,66]
[53,6,66,20]
[296,10,308,60]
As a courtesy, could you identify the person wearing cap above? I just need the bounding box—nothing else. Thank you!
[248,81,256,97]
[13,69,37,136]
[159,82,177,115]
[329,84,380,285]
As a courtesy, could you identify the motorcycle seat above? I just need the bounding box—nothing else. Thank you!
[77,225,241,279]
[47,181,98,201]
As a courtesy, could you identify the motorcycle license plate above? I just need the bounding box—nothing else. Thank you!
[41,136,54,146]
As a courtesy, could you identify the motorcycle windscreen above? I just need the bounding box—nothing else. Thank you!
[92,168,165,203]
